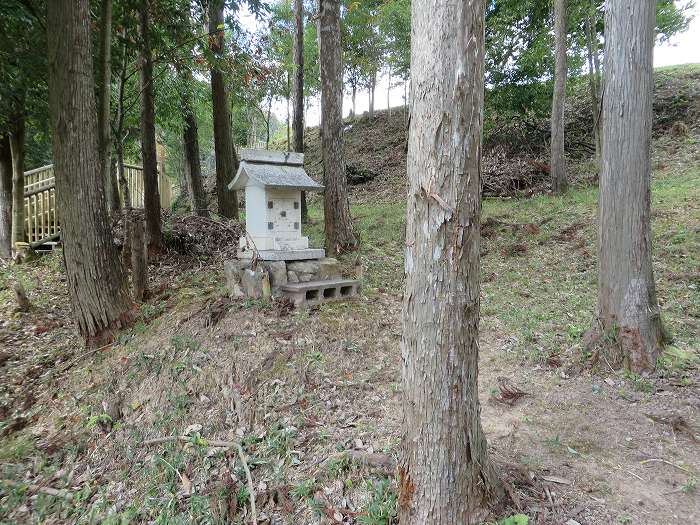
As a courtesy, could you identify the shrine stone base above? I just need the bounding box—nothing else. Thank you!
[237,248,325,261]
[224,255,343,299]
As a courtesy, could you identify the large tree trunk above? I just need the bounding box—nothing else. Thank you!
[594,0,662,373]
[98,0,119,215]
[550,0,568,194]
[181,71,209,218]
[9,114,25,248]
[318,0,358,254]
[398,0,503,522]
[47,0,133,341]
[585,4,602,169]
[0,135,12,258]
[208,0,239,219]
[138,1,165,256]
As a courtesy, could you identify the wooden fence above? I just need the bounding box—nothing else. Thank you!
[23,163,174,245]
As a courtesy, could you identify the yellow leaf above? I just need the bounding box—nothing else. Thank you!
[217,23,225,30]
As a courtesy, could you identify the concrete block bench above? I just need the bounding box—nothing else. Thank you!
[280,278,361,307]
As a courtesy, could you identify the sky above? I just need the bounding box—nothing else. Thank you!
[240,3,700,124]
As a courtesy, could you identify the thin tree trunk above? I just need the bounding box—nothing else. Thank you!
[9,114,25,248]
[550,0,568,194]
[98,0,118,215]
[318,0,358,254]
[47,0,133,342]
[180,70,209,217]
[387,67,391,117]
[266,95,272,149]
[292,0,305,153]
[286,72,291,151]
[116,39,130,208]
[404,79,408,124]
[0,135,12,258]
[585,5,602,168]
[351,83,356,118]
[292,0,307,221]
[209,0,239,219]
[399,0,503,522]
[594,0,663,373]
[138,1,165,256]
[116,143,130,208]
[368,71,375,119]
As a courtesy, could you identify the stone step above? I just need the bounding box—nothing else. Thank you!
[280,278,361,307]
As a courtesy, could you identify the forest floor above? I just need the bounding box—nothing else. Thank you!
[2,81,700,524]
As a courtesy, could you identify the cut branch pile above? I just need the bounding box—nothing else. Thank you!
[163,214,244,260]
[113,209,244,260]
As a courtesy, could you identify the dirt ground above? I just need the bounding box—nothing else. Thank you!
[1,258,698,524]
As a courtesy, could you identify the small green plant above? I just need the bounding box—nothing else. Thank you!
[623,371,654,393]
[170,335,200,353]
[358,479,397,525]
[327,454,351,478]
[616,515,632,524]
[290,478,316,500]
[682,476,697,494]
[306,351,324,365]
[566,323,584,339]
[543,435,562,449]
[85,413,113,429]
[501,515,529,525]
[237,485,250,506]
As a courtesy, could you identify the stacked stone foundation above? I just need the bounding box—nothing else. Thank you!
[224,257,344,299]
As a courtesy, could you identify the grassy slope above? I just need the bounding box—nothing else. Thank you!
[305,129,700,363]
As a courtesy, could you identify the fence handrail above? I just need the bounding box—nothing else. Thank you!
[24,164,54,177]
[21,162,171,245]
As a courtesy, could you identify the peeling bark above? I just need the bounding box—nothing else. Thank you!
[399,0,503,522]
[595,0,663,373]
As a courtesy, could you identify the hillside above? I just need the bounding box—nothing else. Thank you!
[1,65,699,524]
[304,64,700,201]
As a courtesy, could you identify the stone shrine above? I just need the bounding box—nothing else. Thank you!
[225,149,361,306]
[229,149,324,260]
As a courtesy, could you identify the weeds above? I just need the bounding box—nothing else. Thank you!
[291,478,316,500]
[358,479,397,525]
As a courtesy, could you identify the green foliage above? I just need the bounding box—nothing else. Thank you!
[501,515,529,525]
[290,478,317,500]
[342,0,386,95]
[0,0,50,167]
[358,479,397,525]
[378,0,410,79]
